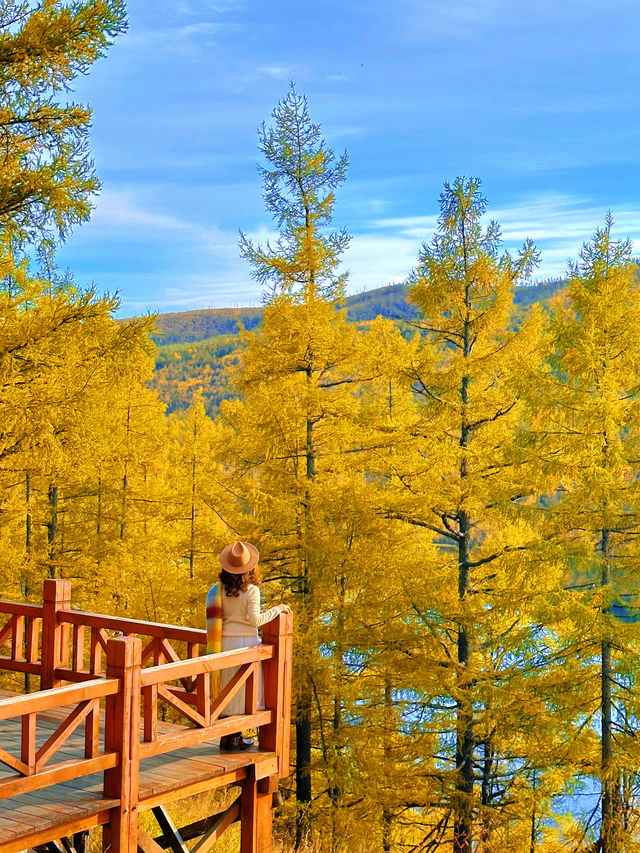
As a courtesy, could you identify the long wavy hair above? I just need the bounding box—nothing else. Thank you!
[219,567,262,598]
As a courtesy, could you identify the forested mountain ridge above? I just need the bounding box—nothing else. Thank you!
[149,278,567,413]
[151,278,566,346]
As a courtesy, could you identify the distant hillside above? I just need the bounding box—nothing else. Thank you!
[152,306,262,344]
[152,279,566,346]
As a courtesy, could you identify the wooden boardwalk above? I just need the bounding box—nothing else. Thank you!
[0,580,293,853]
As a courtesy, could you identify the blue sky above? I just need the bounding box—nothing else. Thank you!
[56,0,640,316]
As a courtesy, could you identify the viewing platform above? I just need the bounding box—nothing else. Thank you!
[0,579,293,852]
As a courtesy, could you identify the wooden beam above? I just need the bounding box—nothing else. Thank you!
[152,806,189,853]
[137,828,166,853]
[103,636,142,853]
[259,611,293,778]
[151,798,241,848]
[241,768,273,853]
[191,799,240,853]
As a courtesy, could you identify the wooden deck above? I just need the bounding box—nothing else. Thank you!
[0,580,293,853]
[0,690,277,851]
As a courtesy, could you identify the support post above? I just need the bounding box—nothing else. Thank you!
[241,769,273,853]
[103,636,142,853]
[40,579,71,689]
[259,610,293,777]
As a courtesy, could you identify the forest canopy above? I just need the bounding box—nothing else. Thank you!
[1,12,640,853]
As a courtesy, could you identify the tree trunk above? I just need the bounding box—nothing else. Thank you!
[295,396,315,848]
[47,483,58,578]
[601,527,617,852]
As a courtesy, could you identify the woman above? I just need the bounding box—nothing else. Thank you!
[207,539,291,751]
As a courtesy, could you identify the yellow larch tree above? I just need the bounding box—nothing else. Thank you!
[382,177,547,852]
[0,0,126,242]
[528,217,640,853]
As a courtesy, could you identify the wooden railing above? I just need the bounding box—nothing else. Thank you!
[0,599,43,679]
[0,674,119,798]
[0,579,293,807]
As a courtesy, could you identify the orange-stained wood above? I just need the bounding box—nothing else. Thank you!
[35,699,95,771]
[259,611,294,777]
[0,678,118,721]
[138,711,272,760]
[11,616,24,661]
[41,579,71,690]
[103,636,142,853]
[140,645,272,687]
[60,609,205,644]
[21,712,36,773]
[0,752,118,800]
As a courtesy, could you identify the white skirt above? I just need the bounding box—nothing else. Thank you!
[220,635,265,717]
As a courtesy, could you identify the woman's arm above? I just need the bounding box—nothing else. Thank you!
[245,585,287,627]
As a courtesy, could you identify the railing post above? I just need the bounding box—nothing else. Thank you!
[103,636,141,853]
[40,578,71,689]
[259,610,294,777]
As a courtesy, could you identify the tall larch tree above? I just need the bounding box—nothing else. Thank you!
[529,217,640,852]
[0,0,126,243]
[388,178,545,852]
[230,84,379,847]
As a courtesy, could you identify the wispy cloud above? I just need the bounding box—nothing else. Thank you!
[367,195,640,283]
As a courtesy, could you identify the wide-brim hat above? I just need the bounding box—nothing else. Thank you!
[219,540,260,575]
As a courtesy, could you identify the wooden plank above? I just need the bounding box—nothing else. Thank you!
[137,828,166,853]
[140,645,272,687]
[138,711,272,759]
[41,579,71,690]
[157,683,205,727]
[259,611,294,778]
[35,700,94,770]
[72,624,85,672]
[60,610,205,644]
[0,601,43,617]
[153,800,240,847]
[0,752,118,800]
[139,768,248,810]
[0,678,118,720]
[0,656,41,675]
[210,663,255,722]
[0,616,16,650]
[11,615,24,661]
[0,808,113,853]
[0,744,28,775]
[191,799,241,853]
[152,805,190,853]
[20,714,37,775]
[26,616,41,664]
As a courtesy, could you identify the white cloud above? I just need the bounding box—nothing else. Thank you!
[361,195,640,283]
[91,191,192,231]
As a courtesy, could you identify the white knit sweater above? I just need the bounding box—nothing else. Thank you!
[221,583,280,637]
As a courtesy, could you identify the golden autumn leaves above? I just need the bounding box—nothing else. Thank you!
[2,8,640,850]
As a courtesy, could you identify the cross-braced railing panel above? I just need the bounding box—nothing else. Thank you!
[56,610,206,683]
[139,645,273,760]
[0,678,119,798]
[0,602,43,677]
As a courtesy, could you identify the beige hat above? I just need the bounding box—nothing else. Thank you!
[219,540,259,575]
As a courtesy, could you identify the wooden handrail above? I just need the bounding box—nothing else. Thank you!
[0,677,119,721]
[140,644,273,687]
[0,580,294,848]
[59,609,206,644]
[0,601,43,617]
